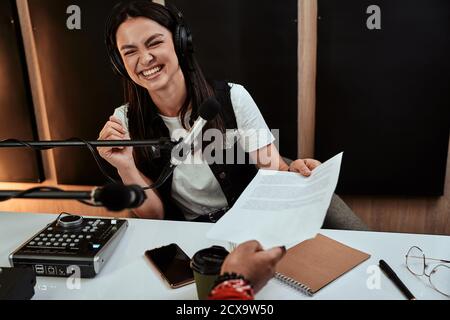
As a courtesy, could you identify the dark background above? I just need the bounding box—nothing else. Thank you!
[315,0,450,195]
[25,0,298,186]
[0,0,43,183]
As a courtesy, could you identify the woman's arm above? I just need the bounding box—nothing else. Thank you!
[250,143,289,171]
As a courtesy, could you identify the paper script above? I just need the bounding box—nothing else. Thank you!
[206,153,343,248]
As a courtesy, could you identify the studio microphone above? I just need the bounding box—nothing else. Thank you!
[170,97,221,166]
[147,97,221,190]
[92,184,147,212]
[0,184,147,212]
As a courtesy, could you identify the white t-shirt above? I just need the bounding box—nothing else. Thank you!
[113,83,275,220]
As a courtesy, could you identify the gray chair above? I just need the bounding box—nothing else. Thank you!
[283,157,369,231]
[323,194,369,231]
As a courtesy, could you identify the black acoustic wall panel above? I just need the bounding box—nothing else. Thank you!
[28,0,297,185]
[172,0,298,160]
[0,0,44,183]
[316,0,450,196]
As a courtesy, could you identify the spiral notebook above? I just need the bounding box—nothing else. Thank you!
[275,234,370,296]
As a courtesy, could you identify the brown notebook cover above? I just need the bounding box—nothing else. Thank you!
[275,234,370,295]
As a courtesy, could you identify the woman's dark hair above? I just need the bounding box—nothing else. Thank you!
[105,1,224,177]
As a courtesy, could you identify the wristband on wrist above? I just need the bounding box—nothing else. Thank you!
[213,272,247,286]
[209,273,254,300]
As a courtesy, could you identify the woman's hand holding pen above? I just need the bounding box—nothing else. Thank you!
[97,116,135,172]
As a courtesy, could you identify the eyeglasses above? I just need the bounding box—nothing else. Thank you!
[405,246,450,297]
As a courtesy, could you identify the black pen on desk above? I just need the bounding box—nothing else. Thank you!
[379,259,416,300]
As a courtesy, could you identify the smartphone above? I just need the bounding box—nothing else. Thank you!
[145,243,195,289]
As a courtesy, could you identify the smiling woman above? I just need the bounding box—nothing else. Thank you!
[99,1,322,222]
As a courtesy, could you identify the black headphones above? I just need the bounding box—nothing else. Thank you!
[105,1,194,79]
[167,2,194,63]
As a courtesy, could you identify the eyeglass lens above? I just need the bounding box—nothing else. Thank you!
[429,265,450,297]
[406,246,425,275]
[406,246,450,297]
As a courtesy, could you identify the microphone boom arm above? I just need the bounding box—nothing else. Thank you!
[0,190,91,200]
[0,138,177,150]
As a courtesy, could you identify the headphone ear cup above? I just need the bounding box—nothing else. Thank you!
[105,19,128,79]
[181,25,194,56]
[174,25,183,57]
[174,24,194,64]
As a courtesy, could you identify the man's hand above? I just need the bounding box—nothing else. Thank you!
[221,241,286,293]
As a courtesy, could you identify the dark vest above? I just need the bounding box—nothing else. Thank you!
[141,81,258,221]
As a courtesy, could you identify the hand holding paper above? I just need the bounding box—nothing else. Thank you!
[207,153,343,248]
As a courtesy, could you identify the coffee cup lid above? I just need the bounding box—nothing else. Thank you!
[191,246,229,275]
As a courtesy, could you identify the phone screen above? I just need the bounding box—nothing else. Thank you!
[145,244,194,288]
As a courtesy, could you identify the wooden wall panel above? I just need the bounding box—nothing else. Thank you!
[26,0,123,186]
[0,0,43,183]
[298,0,317,159]
[16,0,57,181]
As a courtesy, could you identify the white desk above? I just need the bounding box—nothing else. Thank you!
[0,212,448,300]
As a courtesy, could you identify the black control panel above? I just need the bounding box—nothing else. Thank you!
[9,213,128,278]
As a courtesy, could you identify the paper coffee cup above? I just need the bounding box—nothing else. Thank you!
[190,246,229,300]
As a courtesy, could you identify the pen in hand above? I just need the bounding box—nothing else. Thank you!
[379,259,416,300]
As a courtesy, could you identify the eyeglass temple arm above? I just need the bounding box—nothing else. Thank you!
[407,255,450,263]
[426,257,450,263]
